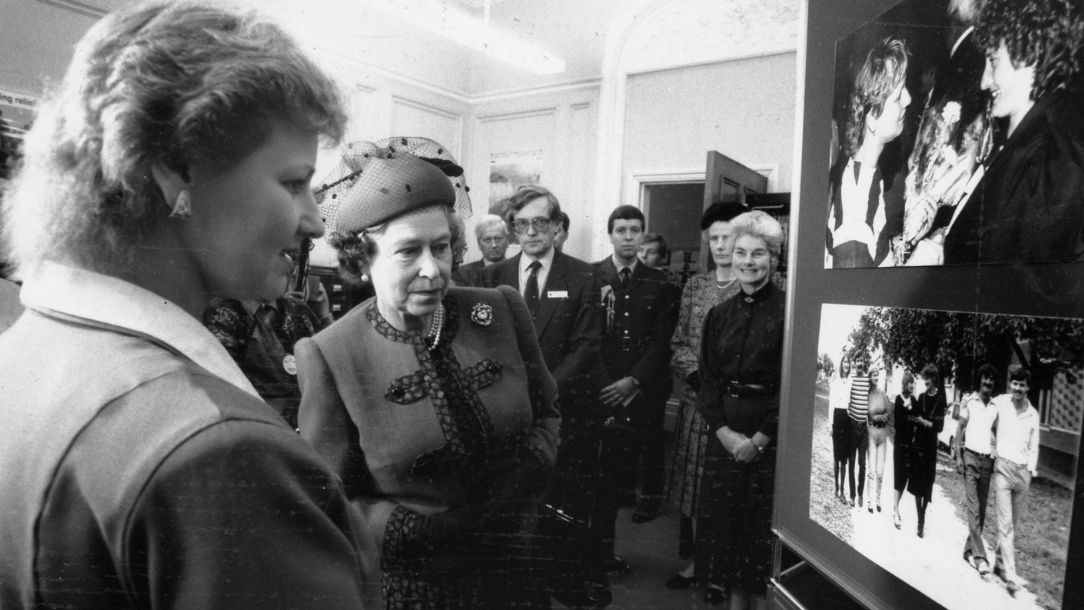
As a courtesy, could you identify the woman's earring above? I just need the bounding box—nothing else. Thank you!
[360,273,370,283]
[170,189,192,219]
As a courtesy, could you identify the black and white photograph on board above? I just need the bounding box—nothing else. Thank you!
[823,0,1084,269]
[809,303,1081,609]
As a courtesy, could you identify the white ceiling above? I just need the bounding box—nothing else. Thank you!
[30,0,798,98]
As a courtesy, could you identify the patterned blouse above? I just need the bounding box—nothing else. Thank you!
[669,272,742,382]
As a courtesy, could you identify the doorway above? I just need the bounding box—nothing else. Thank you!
[642,181,705,285]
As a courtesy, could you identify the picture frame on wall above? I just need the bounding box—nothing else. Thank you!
[775,0,1084,609]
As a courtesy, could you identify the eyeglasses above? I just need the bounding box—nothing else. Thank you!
[512,217,552,234]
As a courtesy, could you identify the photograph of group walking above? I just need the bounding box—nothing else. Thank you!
[824,0,1084,268]
[809,303,1081,609]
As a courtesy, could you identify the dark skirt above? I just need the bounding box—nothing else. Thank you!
[907,443,938,501]
[832,409,854,463]
[382,531,545,610]
[694,439,776,595]
[893,440,911,492]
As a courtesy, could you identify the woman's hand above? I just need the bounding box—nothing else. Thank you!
[600,376,637,407]
[733,438,761,463]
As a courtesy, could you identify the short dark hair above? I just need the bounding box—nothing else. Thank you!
[977,363,999,386]
[642,232,669,258]
[607,205,645,233]
[555,211,570,232]
[506,185,562,223]
[1007,364,1031,384]
[974,0,1084,100]
[921,364,941,386]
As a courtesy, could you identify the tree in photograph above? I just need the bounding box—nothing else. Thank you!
[819,352,836,378]
[848,308,1083,393]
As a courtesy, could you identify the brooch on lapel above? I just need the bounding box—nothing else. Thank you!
[470,302,494,326]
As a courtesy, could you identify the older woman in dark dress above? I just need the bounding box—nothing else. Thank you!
[695,210,786,609]
[297,144,559,609]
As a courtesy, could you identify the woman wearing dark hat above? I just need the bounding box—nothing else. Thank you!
[696,210,786,609]
[0,1,366,606]
[664,200,746,598]
[297,143,559,609]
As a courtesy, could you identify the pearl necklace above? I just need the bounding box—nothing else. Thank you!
[426,303,445,349]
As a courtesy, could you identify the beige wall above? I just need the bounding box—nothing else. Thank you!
[622,51,798,198]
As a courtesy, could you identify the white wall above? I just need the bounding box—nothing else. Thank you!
[464,85,600,263]
[622,52,798,196]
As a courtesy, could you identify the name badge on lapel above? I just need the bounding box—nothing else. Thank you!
[547,290,569,299]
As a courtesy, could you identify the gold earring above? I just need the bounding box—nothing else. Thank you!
[170,189,191,219]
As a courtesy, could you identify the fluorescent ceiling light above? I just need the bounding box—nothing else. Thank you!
[369,0,566,75]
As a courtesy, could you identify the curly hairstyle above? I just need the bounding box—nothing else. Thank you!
[843,37,910,159]
[974,0,1084,100]
[1,0,347,276]
[729,210,786,261]
[329,204,454,287]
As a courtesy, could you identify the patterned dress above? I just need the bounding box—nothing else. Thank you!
[665,273,741,517]
[297,287,559,609]
[203,294,324,429]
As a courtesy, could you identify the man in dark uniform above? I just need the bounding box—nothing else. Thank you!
[592,205,679,570]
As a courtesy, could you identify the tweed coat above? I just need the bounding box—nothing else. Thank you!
[297,285,559,608]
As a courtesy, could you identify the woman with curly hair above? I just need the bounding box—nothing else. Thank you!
[0,1,367,606]
[944,0,1084,263]
[826,37,913,268]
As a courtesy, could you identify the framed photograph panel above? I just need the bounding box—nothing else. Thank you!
[775,1,1084,608]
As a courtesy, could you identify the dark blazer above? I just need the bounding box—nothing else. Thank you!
[945,90,1084,264]
[482,251,605,410]
[451,258,487,287]
[593,258,678,399]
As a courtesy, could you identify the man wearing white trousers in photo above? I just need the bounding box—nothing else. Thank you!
[989,365,1040,597]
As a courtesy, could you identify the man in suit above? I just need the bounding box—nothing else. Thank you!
[452,214,509,287]
[481,185,612,567]
[595,206,679,530]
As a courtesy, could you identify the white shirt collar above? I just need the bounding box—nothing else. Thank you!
[610,254,638,274]
[520,247,556,274]
[21,261,260,399]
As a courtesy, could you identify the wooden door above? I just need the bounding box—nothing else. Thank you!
[700,151,768,269]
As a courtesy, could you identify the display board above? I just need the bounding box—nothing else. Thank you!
[775,1,1084,608]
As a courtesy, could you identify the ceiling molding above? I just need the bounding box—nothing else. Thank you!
[470,78,602,105]
[34,0,107,18]
[625,48,797,78]
[313,48,474,105]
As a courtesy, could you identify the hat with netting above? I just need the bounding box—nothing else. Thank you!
[315,138,469,235]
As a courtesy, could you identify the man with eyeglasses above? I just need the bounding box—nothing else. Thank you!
[482,185,609,574]
[452,214,509,287]
[954,363,999,577]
